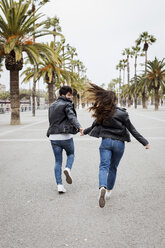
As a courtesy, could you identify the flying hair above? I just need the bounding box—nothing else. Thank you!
[87,83,117,124]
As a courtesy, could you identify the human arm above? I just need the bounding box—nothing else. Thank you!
[123,113,149,147]
[65,103,81,130]
[83,120,97,135]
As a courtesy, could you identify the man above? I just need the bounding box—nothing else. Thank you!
[47,86,83,193]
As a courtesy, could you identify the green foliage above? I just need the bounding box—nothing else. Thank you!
[146,57,165,91]
[0,91,10,100]
[136,32,156,51]
[0,0,56,65]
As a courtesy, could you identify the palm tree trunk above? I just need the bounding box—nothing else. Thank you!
[142,92,146,108]
[127,55,130,85]
[151,95,154,105]
[48,82,54,105]
[143,51,148,109]
[134,97,137,109]
[32,79,36,116]
[32,2,36,116]
[154,88,159,111]
[127,56,131,107]
[134,55,137,109]
[123,68,125,85]
[10,70,20,125]
[119,69,121,105]
[73,89,78,109]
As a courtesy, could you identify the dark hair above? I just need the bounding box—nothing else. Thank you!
[87,83,117,124]
[59,86,72,96]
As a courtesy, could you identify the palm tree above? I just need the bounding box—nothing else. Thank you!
[122,48,133,86]
[22,43,61,106]
[21,42,87,107]
[66,44,78,72]
[146,57,165,111]
[131,45,144,108]
[44,16,62,50]
[70,59,86,107]
[65,44,79,107]
[122,48,134,107]
[0,0,55,124]
[135,75,146,107]
[0,60,3,77]
[121,59,127,85]
[116,61,122,87]
[44,16,64,101]
[136,31,156,108]
[28,0,50,116]
[120,84,128,107]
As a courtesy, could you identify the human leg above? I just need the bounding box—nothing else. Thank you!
[107,140,125,190]
[62,138,74,184]
[99,139,112,189]
[64,138,74,170]
[51,140,63,185]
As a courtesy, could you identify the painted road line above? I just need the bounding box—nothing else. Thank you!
[0,119,47,137]
[0,137,165,142]
[135,113,165,123]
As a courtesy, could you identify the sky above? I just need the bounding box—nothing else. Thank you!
[1,0,165,90]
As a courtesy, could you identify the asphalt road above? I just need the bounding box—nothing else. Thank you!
[0,106,165,248]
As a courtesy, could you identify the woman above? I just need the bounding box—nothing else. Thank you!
[83,83,149,208]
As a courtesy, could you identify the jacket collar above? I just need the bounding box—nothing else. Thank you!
[58,96,72,103]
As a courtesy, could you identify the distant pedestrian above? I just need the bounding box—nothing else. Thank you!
[47,86,83,193]
[82,83,149,208]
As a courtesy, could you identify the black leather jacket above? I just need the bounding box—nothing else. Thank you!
[47,96,81,137]
[84,107,148,146]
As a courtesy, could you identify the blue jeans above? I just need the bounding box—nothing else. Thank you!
[99,138,125,190]
[51,138,74,185]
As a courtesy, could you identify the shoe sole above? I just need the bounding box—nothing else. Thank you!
[99,188,106,208]
[58,191,66,194]
[64,170,72,184]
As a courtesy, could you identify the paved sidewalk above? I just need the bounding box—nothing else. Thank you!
[0,107,165,248]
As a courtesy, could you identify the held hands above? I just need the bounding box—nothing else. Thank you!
[145,144,150,149]
[79,128,84,136]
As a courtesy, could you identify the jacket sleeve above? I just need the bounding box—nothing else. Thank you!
[123,113,149,146]
[65,104,81,129]
[83,120,97,135]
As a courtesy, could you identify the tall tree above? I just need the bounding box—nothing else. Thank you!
[0,59,3,77]
[122,48,133,86]
[0,0,54,124]
[29,0,50,116]
[21,42,61,106]
[44,16,62,50]
[66,44,79,107]
[146,57,165,111]
[44,16,63,101]
[131,45,144,108]
[121,59,127,85]
[122,48,134,107]
[116,61,123,105]
[136,31,156,108]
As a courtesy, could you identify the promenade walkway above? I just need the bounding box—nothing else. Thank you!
[0,107,165,248]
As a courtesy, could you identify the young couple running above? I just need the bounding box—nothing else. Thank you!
[47,84,149,208]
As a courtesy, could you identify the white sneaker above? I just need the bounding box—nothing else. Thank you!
[105,190,112,200]
[64,168,72,184]
[57,184,66,193]
[99,187,106,208]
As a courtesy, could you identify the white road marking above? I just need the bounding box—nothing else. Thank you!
[0,120,47,137]
[135,113,165,123]
[0,137,165,142]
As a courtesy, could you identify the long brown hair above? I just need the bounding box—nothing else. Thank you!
[87,83,117,124]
